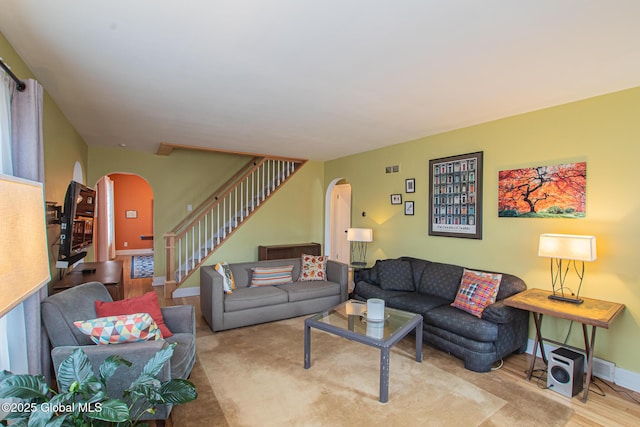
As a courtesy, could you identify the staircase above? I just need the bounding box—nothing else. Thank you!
[164,156,306,297]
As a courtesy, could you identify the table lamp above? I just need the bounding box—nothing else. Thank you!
[538,233,597,304]
[347,228,373,267]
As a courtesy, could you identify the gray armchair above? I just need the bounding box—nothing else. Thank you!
[41,281,196,422]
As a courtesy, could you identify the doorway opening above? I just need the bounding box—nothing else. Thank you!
[324,178,351,265]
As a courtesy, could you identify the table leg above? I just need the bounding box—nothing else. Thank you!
[304,321,311,369]
[415,323,423,363]
[527,313,547,380]
[581,325,598,403]
[379,347,390,403]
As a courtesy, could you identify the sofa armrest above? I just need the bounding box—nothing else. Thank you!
[200,266,225,331]
[161,305,195,335]
[326,260,349,301]
[481,300,525,324]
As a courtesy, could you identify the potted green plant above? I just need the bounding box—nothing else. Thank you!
[0,343,197,426]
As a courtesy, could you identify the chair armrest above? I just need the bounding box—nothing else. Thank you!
[200,266,225,331]
[326,260,349,301]
[161,305,195,335]
[51,340,172,395]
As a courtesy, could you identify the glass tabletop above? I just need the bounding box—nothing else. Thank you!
[308,300,420,341]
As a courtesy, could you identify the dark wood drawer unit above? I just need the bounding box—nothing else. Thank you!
[258,243,321,260]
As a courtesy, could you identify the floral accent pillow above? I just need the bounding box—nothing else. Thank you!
[299,254,328,281]
[215,262,236,294]
[74,313,161,345]
[451,269,502,318]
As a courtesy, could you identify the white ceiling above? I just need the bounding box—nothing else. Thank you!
[2,1,640,161]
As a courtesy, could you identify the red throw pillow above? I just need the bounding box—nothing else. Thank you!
[95,291,172,338]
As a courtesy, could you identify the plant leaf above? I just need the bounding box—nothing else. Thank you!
[159,379,198,405]
[141,344,175,377]
[98,354,131,384]
[56,348,96,392]
[0,374,48,400]
[85,398,130,423]
[24,404,54,426]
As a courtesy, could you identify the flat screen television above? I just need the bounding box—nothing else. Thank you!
[58,181,96,264]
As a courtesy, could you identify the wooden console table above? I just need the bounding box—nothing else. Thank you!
[504,288,624,402]
[258,242,321,260]
[53,260,124,301]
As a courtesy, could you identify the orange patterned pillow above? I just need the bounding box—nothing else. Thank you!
[451,269,502,318]
[299,254,328,281]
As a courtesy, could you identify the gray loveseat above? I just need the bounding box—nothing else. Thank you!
[353,257,528,372]
[201,257,349,332]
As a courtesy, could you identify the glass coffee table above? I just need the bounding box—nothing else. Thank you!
[304,300,423,403]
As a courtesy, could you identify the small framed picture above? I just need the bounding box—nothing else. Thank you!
[125,210,138,219]
[405,201,414,216]
[390,194,402,205]
[405,178,415,193]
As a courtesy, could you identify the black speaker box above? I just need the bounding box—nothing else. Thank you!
[547,347,585,398]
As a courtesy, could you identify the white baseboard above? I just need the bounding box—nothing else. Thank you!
[172,286,200,298]
[115,249,153,256]
[524,338,639,392]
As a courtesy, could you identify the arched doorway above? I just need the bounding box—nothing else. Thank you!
[94,173,154,261]
[324,178,351,264]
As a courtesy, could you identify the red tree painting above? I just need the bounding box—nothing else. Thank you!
[498,162,586,218]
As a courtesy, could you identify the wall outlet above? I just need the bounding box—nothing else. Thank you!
[187,204,193,212]
[124,242,128,247]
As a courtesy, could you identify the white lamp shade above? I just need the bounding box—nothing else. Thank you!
[347,228,373,242]
[538,233,597,262]
[0,174,51,317]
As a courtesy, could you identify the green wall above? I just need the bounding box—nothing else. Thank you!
[1,32,89,285]
[325,87,640,374]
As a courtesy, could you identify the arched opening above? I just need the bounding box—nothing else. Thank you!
[324,178,351,264]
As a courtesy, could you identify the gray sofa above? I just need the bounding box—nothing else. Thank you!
[41,281,196,422]
[353,257,528,372]
[200,257,349,332]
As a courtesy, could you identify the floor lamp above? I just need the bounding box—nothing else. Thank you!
[538,233,597,304]
[347,228,373,267]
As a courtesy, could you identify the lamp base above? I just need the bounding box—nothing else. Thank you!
[548,294,584,304]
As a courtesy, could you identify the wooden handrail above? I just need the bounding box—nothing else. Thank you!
[163,157,307,295]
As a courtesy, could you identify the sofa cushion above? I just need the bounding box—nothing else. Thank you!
[387,293,449,317]
[224,286,288,312]
[353,281,410,301]
[376,259,415,291]
[417,262,464,301]
[298,254,328,281]
[278,281,340,302]
[451,269,502,318]
[424,305,499,342]
[250,265,294,287]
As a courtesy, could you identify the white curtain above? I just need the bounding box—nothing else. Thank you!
[0,77,48,379]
